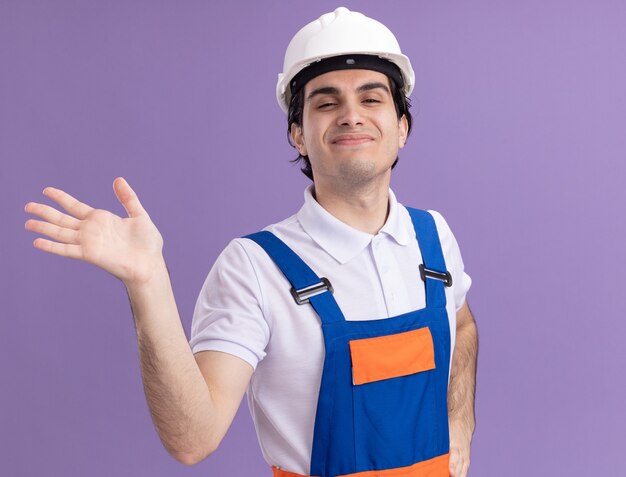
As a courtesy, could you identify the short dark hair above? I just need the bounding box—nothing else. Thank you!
[287,75,413,181]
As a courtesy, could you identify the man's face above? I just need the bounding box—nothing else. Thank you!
[290,69,408,188]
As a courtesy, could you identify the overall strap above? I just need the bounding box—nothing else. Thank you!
[243,231,346,325]
[406,208,449,308]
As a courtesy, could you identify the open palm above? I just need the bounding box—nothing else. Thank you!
[25,177,164,286]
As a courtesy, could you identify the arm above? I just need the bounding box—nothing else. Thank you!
[447,300,478,477]
[24,178,252,464]
[127,261,253,464]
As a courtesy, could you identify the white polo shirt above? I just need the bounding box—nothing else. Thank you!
[190,186,472,474]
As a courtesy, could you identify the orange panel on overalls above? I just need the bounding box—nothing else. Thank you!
[245,207,451,477]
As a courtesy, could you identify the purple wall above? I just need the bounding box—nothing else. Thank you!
[2,1,625,475]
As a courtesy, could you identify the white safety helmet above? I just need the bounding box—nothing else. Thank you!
[276,7,415,114]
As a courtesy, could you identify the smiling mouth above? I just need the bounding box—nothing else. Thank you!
[332,134,374,146]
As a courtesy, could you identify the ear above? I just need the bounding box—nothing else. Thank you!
[290,123,307,156]
[398,114,408,149]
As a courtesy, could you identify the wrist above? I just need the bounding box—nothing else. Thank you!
[449,418,474,446]
[122,255,170,291]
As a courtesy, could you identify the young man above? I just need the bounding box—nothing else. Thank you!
[24,7,477,477]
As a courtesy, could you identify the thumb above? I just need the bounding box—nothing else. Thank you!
[113,177,147,218]
[448,448,458,477]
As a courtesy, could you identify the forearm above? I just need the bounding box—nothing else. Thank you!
[448,312,478,441]
[125,258,216,464]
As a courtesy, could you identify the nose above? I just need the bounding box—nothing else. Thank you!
[336,100,364,127]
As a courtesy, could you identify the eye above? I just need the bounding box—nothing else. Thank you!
[318,102,337,109]
[363,98,381,104]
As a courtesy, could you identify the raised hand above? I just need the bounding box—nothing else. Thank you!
[24,177,165,286]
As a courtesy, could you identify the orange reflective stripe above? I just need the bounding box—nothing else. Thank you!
[348,327,436,385]
[272,453,449,477]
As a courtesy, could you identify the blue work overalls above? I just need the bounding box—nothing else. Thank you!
[245,208,451,477]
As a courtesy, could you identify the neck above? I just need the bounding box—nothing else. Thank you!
[313,177,391,235]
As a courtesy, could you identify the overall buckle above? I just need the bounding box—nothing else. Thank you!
[419,264,453,287]
[290,278,333,305]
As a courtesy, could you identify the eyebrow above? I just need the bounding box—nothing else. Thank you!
[306,82,391,102]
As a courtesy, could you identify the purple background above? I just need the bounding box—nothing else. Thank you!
[2,1,625,475]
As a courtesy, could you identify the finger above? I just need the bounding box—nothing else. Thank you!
[24,202,81,230]
[42,187,93,219]
[113,177,147,218]
[461,461,469,477]
[25,219,80,245]
[448,449,459,477]
[454,454,464,477]
[32,237,83,260]
[461,456,470,477]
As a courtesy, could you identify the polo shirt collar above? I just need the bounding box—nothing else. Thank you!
[296,185,412,264]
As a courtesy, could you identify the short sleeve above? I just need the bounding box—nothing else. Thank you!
[428,210,472,311]
[190,239,270,370]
